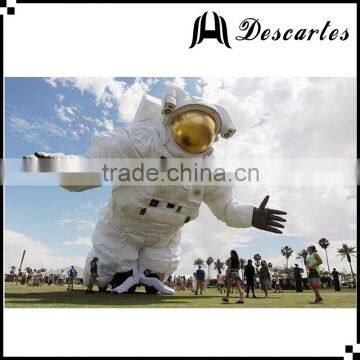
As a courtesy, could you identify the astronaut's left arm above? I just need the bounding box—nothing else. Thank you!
[202,185,254,228]
[203,186,287,233]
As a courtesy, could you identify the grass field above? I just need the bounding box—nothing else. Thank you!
[5,283,356,308]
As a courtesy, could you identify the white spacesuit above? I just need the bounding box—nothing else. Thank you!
[81,84,256,293]
[25,84,286,294]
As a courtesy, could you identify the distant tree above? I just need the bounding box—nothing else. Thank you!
[194,258,204,267]
[272,266,281,275]
[25,267,33,275]
[213,259,225,273]
[253,254,262,268]
[318,238,331,276]
[281,246,293,269]
[9,266,16,275]
[296,249,308,266]
[337,243,357,287]
[239,258,246,280]
[206,257,214,279]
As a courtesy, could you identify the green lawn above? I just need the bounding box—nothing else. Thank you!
[5,283,356,308]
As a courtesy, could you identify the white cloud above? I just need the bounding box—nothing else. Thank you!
[4,230,85,271]
[165,77,187,89]
[197,77,356,158]
[55,104,78,123]
[9,115,67,149]
[62,236,92,246]
[47,77,159,123]
[57,218,95,231]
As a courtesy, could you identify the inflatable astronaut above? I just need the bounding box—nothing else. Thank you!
[25,84,286,294]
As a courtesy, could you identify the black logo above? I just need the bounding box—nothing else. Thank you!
[189,11,231,49]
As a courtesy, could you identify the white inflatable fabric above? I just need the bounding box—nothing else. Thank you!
[112,268,175,295]
[64,85,254,292]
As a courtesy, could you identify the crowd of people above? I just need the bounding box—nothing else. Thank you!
[15,266,80,290]
[165,266,206,295]
[163,244,338,304]
[10,244,350,304]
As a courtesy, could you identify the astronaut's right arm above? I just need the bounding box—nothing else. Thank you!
[23,130,130,192]
[203,185,287,234]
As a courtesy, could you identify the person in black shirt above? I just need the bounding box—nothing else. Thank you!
[294,263,303,292]
[332,268,341,291]
[86,257,99,294]
[244,259,256,298]
[223,250,244,304]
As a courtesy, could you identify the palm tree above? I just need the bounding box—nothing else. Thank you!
[296,249,308,267]
[318,238,331,276]
[213,259,225,273]
[194,258,204,267]
[9,265,16,275]
[239,258,246,280]
[272,266,281,276]
[253,254,262,268]
[25,267,33,275]
[337,243,356,287]
[281,246,293,269]
[206,257,214,280]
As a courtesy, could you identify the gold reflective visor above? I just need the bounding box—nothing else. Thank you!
[170,110,217,154]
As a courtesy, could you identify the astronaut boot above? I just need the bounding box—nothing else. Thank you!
[143,272,160,294]
[111,271,138,293]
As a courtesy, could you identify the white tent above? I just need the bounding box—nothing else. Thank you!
[45,266,84,278]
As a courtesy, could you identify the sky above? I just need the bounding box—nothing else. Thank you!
[4,77,357,277]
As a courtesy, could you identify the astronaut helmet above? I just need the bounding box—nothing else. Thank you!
[161,84,236,157]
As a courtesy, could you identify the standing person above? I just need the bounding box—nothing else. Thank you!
[68,266,77,290]
[188,277,193,292]
[223,250,244,304]
[216,271,225,293]
[176,276,181,291]
[166,274,173,288]
[274,275,283,293]
[59,270,66,286]
[332,268,341,292]
[244,259,256,298]
[258,260,271,298]
[195,265,206,295]
[306,245,323,303]
[86,257,99,294]
[294,264,303,292]
[192,273,197,293]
